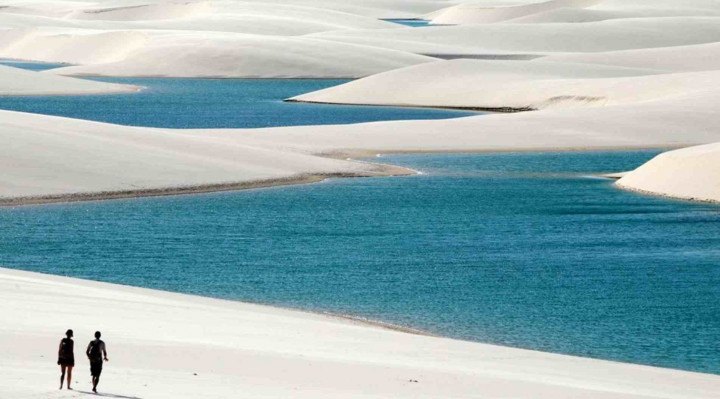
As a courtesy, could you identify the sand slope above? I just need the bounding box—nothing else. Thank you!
[0,1,401,35]
[426,0,720,24]
[0,28,435,78]
[45,32,435,78]
[616,143,720,203]
[2,267,719,399]
[542,42,720,72]
[0,29,151,65]
[311,17,720,56]
[426,0,603,24]
[0,0,442,78]
[224,88,720,155]
[291,59,710,110]
[0,110,398,202]
[0,64,137,95]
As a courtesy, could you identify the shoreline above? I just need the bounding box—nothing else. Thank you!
[0,84,143,97]
[0,265,432,338]
[614,182,720,205]
[1,265,717,378]
[1,147,688,208]
[285,97,535,113]
[0,163,413,207]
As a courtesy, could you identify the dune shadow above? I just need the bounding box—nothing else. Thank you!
[76,390,142,399]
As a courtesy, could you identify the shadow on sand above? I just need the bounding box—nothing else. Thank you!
[76,390,142,399]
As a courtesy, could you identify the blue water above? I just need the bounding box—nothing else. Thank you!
[0,73,475,128]
[0,59,69,71]
[2,152,719,374]
[383,19,431,27]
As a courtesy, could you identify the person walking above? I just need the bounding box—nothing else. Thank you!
[57,329,75,390]
[86,331,109,393]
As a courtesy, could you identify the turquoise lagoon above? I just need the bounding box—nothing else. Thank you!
[0,74,475,128]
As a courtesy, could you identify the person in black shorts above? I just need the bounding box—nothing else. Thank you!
[57,329,75,390]
[86,331,109,393]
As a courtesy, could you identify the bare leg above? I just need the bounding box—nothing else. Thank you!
[59,365,66,389]
[66,366,73,390]
[92,376,99,393]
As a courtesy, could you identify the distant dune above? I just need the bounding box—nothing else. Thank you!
[310,17,720,55]
[426,0,720,25]
[44,32,436,79]
[543,42,720,72]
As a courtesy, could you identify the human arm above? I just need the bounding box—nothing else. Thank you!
[102,342,108,361]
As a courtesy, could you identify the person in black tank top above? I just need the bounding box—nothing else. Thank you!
[86,331,109,393]
[57,329,74,390]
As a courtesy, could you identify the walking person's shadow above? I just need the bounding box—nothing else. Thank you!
[76,390,143,399]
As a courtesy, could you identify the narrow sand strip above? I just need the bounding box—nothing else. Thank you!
[1,267,719,399]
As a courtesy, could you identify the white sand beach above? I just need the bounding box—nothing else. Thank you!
[2,267,719,399]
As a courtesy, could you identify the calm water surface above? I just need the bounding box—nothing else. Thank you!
[383,19,432,27]
[0,59,69,71]
[2,152,719,374]
[0,63,475,128]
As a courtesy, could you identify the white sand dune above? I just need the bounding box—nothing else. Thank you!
[3,2,718,79]
[219,88,720,155]
[224,0,452,19]
[0,28,434,78]
[0,0,84,18]
[542,42,720,73]
[426,0,603,25]
[427,0,720,25]
[2,267,719,399]
[0,0,443,78]
[0,0,449,26]
[616,143,720,203]
[0,1,400,35]
[0,110,398,202]
[0,28,150,65]
[310,17,720,56]
[0,63,137,95]
[45,31,435,78]
[290,59,708,110]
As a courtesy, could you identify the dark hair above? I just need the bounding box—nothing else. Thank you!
[65,329,73,338]
[94,331,101,339]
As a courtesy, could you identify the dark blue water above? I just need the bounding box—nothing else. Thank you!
[383,19,431,27]
[2,152,719,374]
[0,73,475,128]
